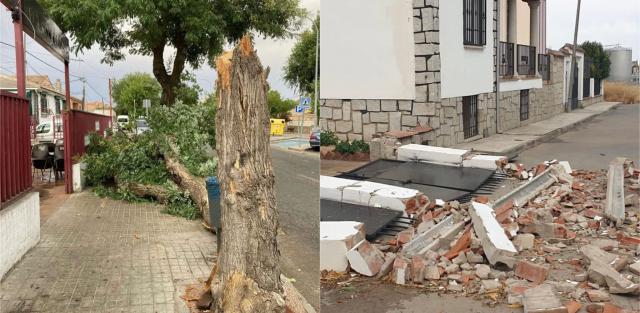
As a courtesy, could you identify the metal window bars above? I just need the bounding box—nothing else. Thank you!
[538,54,550,81]
[520,89,529,121]
[499,42,514,77]
[463,0,486,46]
[463,95,479,139]
[517,44,536,76]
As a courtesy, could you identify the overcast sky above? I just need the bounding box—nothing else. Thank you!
[0,0,637,103]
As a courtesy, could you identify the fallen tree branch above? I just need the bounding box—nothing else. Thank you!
[165,141,210,225]
[116,179,171,203]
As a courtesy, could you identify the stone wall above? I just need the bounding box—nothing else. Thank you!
[498,54,565,131]
[319,0,442,142]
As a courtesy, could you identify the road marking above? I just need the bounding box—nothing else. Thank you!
[297,174,319,183]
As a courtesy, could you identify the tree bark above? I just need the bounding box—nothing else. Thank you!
[151,35,188,106]
[164,144,211,225]
[122,181,171,204]
[212,35,284,313]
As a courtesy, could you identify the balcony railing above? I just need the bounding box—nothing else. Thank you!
[538,54,550,81]
[517,44,536,76]
[499,41,514,77]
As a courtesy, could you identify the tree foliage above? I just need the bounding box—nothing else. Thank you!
[176,72,203,105]
[43,0,305,105]
[581,41,611,79]
[283,15,319,95]
[112,72,161,116]
[267,90,296,121]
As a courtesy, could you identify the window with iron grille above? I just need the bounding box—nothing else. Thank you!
[517,44,536,76]
[499,42,514,76]
[463,0,486,46]
[538,54,550,80]
[463,95,478,139]
[520,90,529,121]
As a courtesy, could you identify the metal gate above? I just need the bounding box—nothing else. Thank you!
[583,57,592,98]
[570,66,579,110]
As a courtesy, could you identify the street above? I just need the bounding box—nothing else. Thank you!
[514,104,640,169]
[272,147,320,309]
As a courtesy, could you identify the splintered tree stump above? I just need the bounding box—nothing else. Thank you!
[212,35,284,313]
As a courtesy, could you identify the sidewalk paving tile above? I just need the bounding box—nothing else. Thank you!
[0,192,215,313]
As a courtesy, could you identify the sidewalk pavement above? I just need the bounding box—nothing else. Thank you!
[454,101,621,158]
[0,192,214,313]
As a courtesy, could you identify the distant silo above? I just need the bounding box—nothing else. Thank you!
[606,46,632,82]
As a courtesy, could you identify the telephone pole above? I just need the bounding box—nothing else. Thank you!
[109,78,113,118]
[567,0,581,112]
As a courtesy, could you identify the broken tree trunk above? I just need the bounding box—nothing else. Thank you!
[165,141,210,225]
[123,181,170,203]
[211,35,284,312]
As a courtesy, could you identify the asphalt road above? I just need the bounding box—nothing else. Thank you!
[514,104,640,170]
[272,147,320,309]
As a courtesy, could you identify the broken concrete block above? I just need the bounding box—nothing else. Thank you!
[424,265,440,280]
[392,257,410,285]
[494,166,559,208]
[376,252,397,279]
[466,251,484,263]
[587,261,640,294]
[469,201,517,268]
[514,234,535,251]
[346,240,385,276]
[523,284,568,313]
[515,261,549,284]
[445,263,460,274]
[586,289,610,302]
[475,264,491,279]
[463,154,508,170]
[480,279,502,292]
[592,239,619,251]
[319,176,426,213]
[396,144,469,165]
[403,215,464,257]
[629,261,640,275]
[320,221,365,272]
[444,227,472,260]
[580,245,628,271]
[605,158,626,225]
[396,227,415,246]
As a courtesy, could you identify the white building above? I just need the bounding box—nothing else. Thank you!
[320,0,601,147]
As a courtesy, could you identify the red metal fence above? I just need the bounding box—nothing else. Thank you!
[63,110,112,193]
[0,91,32,205]
[64,110,112,157]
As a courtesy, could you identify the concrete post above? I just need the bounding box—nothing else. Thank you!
[528,0,540,53]
[507,0,518,44]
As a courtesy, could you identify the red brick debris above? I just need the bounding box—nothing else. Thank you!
[321,158,640,312]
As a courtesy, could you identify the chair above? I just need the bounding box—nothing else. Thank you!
[53,142,65,180]
[32,143,54,182]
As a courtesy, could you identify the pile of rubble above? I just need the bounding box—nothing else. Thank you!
[322,158,640,313]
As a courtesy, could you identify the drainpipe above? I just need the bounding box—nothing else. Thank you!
[495,0,501,134]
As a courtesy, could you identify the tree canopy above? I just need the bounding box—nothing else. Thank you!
[112,72,161,116]
[267,90,297,121]
[43,0,305,105]
[581,41,611,79]
[283,15,319,95]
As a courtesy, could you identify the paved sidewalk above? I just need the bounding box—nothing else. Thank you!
[0,192,215,313]
[454,101,621,158]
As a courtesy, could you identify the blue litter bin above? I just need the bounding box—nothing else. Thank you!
[206,176,222,251]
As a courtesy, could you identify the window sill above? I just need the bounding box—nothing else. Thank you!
[464,44,486,50]
[462,134,483,143]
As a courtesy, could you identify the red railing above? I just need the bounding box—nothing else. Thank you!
[0,91,32,206]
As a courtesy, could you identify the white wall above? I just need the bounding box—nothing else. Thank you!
[499,77,543,92]
[562,52,584,103]
[440,0,495,98]
[320,0,415,100]
[0,192,40,280]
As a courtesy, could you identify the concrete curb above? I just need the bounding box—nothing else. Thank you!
[478,102,621,159]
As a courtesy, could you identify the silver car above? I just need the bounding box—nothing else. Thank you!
[135,119,150,134]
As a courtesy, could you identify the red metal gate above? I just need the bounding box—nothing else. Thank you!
[0,91,32,206]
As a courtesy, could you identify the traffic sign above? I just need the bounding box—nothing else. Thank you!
[299,97,311,109]
[295,105,304,113]
[142,99,151,108]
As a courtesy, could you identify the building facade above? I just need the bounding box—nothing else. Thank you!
[319,0,601,147]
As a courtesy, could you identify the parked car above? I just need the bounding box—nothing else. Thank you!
[116,115,129,129]
[34,121,62,143]
[135,118,150,135]
[309,127,320,150]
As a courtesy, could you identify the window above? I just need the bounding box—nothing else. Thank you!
[520,90,529,121]
[463,0,486,46]
[39,94,48,115]
[463,96,478,139]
